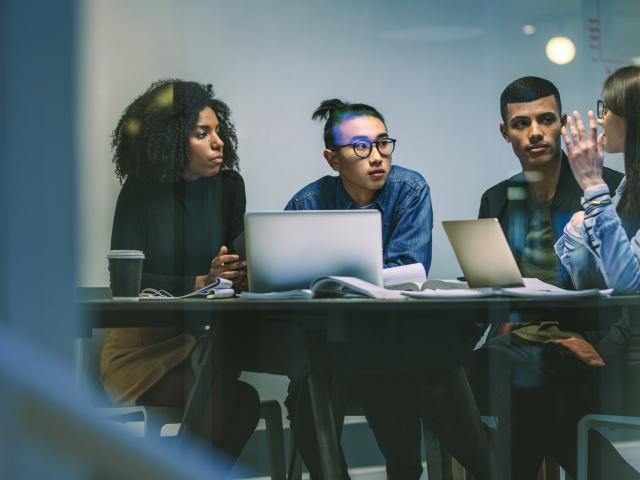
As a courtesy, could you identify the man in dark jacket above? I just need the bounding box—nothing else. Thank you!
[479,76,622,290]
[473,77,635,480]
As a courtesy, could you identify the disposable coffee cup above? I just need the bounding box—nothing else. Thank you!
[107,250,145,301]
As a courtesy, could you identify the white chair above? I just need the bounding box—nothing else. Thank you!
[577,414,640,480]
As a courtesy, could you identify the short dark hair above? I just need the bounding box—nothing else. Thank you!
[111,79,239,184]
[603,65,640,214]
[312,99,386,148]
[500,76,562,122]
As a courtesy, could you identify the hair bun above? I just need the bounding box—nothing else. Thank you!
[312,98,346,121]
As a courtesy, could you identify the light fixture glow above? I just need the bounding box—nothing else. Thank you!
[522,25,536,35]
[545,36,576,65]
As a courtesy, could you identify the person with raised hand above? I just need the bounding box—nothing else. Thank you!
[558,65,640,293]
[556,65,640,479]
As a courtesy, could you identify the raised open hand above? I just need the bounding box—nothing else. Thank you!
[562,110,605,191]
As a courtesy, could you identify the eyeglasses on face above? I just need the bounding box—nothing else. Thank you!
[597,100,608,119]
[332,138,397,159]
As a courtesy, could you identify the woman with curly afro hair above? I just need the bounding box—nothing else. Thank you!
[100,79,260,467]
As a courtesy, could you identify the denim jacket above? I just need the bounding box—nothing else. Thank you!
[555,177,640,293]
[285,165,433,274]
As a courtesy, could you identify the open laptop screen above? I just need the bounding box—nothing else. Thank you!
[442,218,525,289]
[245,210,384,293]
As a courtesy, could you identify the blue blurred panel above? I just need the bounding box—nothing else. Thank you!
[1,0,77,357]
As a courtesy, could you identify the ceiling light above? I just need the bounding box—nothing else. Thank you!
[546,36,576,65]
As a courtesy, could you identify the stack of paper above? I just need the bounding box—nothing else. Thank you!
[402,277,611,299]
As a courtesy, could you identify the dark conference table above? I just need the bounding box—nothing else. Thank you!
[78,294,637,479]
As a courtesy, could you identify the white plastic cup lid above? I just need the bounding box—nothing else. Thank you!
[107,250,145,260]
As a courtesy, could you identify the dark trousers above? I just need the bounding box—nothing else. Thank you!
[286,374,423,480]
[472,332,640,480]
[286,370,494,480]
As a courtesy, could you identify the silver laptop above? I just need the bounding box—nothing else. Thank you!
[442,218,525,288]
[244,210,384,293]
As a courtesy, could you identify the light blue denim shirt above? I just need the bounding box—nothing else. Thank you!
[555,177,640,293]
[285,165,433,274]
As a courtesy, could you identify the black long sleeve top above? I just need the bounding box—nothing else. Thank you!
[110,170,246,295]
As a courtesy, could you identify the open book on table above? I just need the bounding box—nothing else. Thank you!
[238,276,405,300]
[238,263,425,300]
[382,263,428,291]
[382,264,491,295]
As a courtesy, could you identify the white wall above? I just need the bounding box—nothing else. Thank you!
[78,0,637,286]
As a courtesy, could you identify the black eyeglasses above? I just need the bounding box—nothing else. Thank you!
[597,100,608,119]
[332,138,397,159]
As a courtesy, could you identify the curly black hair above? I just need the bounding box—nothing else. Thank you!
[111,79,239,184]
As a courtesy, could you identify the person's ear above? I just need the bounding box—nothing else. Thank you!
[324,149,340,171]
[560,113,567,127]
[499,123,510,143]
